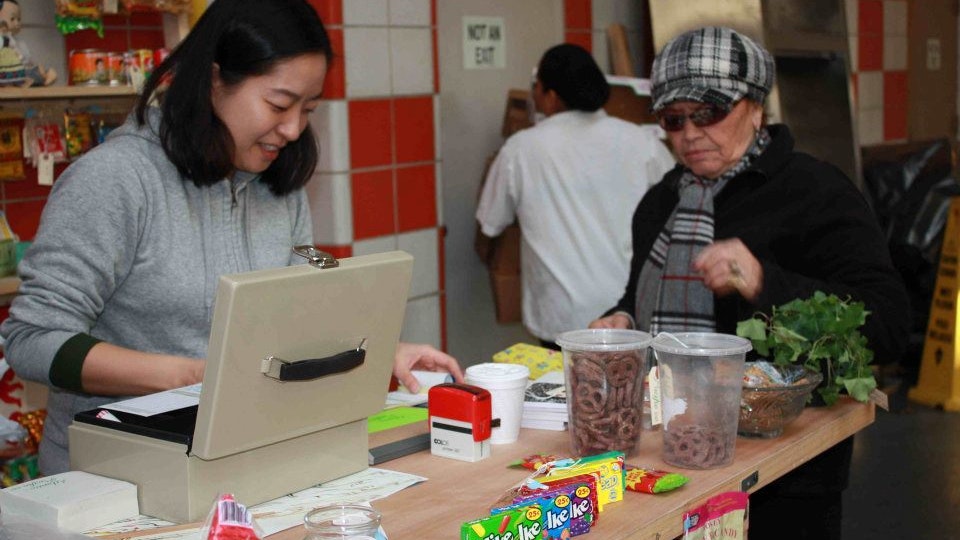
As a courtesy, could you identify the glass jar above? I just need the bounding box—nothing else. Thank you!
[303,504,382,540]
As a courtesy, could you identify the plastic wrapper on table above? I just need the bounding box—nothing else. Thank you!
[862,139,960,378]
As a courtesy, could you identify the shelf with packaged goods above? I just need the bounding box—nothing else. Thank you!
[0,85,138,101]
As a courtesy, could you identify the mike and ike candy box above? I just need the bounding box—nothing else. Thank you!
[461,506,544,540]
[516,474,598,536]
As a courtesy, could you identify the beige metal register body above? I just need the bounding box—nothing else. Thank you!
[69,250,413,523]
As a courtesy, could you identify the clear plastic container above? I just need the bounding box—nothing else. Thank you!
[303,504,381,540]
[651,332,751,469]
[556,328,652,457]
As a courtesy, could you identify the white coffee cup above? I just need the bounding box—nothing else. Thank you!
[465,362,530,444]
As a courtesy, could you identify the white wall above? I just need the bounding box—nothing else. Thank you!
[437,0,562,365]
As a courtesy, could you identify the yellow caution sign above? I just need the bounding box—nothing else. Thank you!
[909,197,960,410]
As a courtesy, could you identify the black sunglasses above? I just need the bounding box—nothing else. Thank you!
[655,104,731,132]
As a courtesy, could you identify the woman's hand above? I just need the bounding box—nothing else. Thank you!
[693,238,763,301]
[393,342,464,393]
[81,342,204,396]
[588,312,632,329]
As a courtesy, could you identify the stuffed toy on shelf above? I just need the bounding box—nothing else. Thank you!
[0,0,57,87]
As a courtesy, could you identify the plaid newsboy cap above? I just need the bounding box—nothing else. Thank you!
[650,26,774,112]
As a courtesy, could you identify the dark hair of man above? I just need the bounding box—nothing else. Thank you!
[135,0,333,196]
[537,43,610,112]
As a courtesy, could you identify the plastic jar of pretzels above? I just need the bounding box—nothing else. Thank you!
[555,329,652,457]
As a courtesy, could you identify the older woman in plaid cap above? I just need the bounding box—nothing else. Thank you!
[592,27,908,539]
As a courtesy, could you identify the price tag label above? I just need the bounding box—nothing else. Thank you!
[649,365,662,426]
[37,153,54,186]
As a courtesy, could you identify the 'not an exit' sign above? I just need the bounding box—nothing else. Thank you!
[463,16,505,69]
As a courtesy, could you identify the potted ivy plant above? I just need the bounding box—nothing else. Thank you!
[735,291,876,406]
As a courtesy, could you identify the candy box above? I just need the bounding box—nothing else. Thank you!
[461,505,543,540]
[540,451,624,512]
[493,343,561,380]
[521,473,598,536]
[494,488,570,539]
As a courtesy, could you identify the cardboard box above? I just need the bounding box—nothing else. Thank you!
[490,270,521,324]
[487,223,520,274]
[502,89,533,138]
[908,0,958,141]
[477,149,522,324]
[604,81,656,125]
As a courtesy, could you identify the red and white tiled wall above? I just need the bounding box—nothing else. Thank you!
[0,1,446,349]
[306,0,444,349]
[847,0,909,145]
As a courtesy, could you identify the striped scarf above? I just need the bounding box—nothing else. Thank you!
[635,128,770,333]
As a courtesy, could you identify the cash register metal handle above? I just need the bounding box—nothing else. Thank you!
[293,245,339,268]
[261,340,367,382]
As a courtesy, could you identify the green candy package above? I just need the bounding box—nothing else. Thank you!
[624,466,688,494]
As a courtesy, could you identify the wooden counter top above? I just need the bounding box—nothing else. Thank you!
[270,398,874,539]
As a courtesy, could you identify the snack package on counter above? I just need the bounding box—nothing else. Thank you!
[199,493,263,540]
[508,453,561,471]
[539,451,624,512]
[493,343,561,380]
[623,466,688,494]
[55,0,103,37]
[682,492,748,540]
[461,505,542,540]
[517,473,598,536]
[742,361,807,388]
[492,493,570,539]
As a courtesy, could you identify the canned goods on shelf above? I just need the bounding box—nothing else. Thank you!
[69,49,105,86]
[106,52,125,86]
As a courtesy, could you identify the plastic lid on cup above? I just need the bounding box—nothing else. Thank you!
[555,328,653,352]
[650,332,752,356]
[465,362,530,385]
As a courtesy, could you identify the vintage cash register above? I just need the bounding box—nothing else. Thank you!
[68,248,413,523]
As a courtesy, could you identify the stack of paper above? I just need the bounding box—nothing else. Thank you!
[521,371,568,431]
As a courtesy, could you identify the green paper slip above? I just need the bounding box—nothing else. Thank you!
[368,406,428,433]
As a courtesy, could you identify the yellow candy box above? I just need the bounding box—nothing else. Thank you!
[541,451,625,513]
[493,343,562,380]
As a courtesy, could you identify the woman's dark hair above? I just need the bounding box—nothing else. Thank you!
[136,0,332,195]
[537,44,610,112]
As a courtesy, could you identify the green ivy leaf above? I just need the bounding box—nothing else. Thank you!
[818,384,840,406]
[735,291,877,406]
[736,319,767,341]
[841,376,877,403]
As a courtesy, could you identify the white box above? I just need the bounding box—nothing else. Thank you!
[0,471,138,532]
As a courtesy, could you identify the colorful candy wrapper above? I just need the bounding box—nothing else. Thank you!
[624,466,689,494]
[461,505,542,540]
[493,491,571,540]
[509,453,561,471]
[200,493,263,540]
[55,0,104,37]
[683,492,748,540]
[519,473,598,536]
[540,451,624,512]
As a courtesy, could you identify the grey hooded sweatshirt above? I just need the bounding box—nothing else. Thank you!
[1,108,313,474]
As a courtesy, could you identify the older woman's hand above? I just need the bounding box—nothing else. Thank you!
[393,342,464,393]
[693,238,763,301]
[588,312,633,329]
